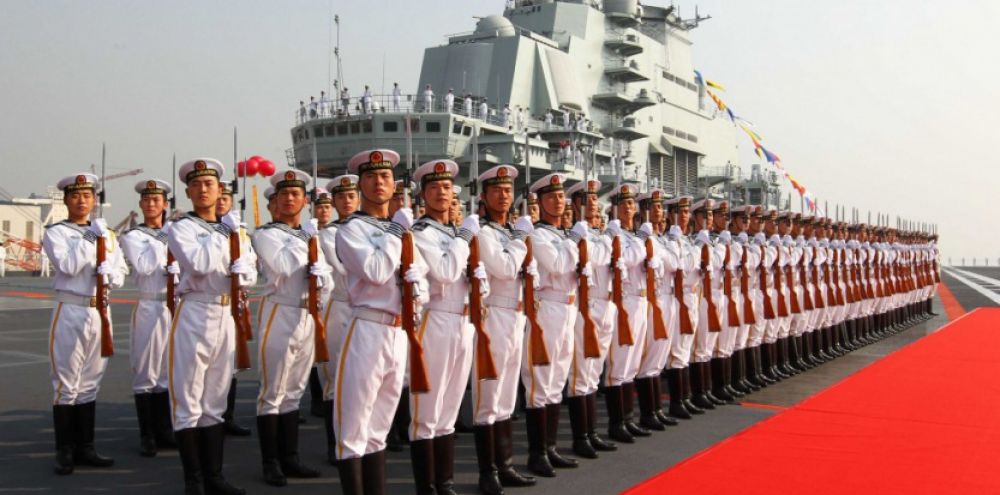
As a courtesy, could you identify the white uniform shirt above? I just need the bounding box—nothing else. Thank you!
[531,222,580,296]
[120,225,168,295]
[444,92,455,112]
[319,222,350,302]
[43,221,128,296]
[585,227,613,297]
[412,217,471,306]
[464,96,473,116]
[479,101,489,120]
[252,222,332,303]
[167,213,257,297]
[478,219,528,302]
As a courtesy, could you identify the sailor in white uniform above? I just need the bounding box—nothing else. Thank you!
[252,169,331,486]
[120,178,177,457]
[479,98,490,121]
[423,84,434,112]
[392,83,402,112]
[689,199,724,409]
[663,196,701,419]
[464,94,474,117]
[168,158,256,495]
[444,89,455,113]
[332,149,429,495]
[44,172,127,475]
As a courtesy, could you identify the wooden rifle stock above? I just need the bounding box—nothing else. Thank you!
[578,237,601,357]
[800,248,814,310]
[811,247,825,309]
[469,236,499,380]
[646,236,668,340]
[401,231,431,393]
[675,261,694,334]
[166,251,176,316]
[786,264,801,314]
[773,245,789,317]
[760,245,776,320]
[833,249,845,306]
[309,236,330,364]
[523,237,550,366]
[612,235,634,345]
[230,232,251,371]
[96,235,114,357]
[701,242,722,331]
[722,243,740,326]
[739,242,756,325]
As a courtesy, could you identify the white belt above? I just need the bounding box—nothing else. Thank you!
[537,290,576,305]
[352,307,401,327]
[330,292,349,303]
[182,292,231,306]
[268,294,307,309]
[424,299,468,315]
[589,291,611,302]
[624,287,647,298]
[138,292,167,302]
[55,292,97,307]
[484,294,521,311]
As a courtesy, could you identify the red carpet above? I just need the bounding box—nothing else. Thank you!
[625,308,1000,495]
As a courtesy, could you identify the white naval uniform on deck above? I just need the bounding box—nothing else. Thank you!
[775,235,794,339]
[637,232,674,378]
[747,234,768,348]
[409,217,475,440]
[120,225,171,394]
[732,234,753,351]
[693,231,722,363]
[521,222,579,408]
[252,223,332,416]
[44,221,128,405]
[763,235,783,343]
[472,220,528,424]
[787,235,807,337]
[569,226,615,397]
[168,214,257,430]
[714,232,741,358]
[318,221,351,400]
[333,213,428,459]
[604,229,648,387]
[667,233,699,369]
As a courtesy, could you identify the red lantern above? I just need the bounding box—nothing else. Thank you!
[258,160,276,177]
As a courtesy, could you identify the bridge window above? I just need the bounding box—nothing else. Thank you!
[426,122,441,133]
[384,121,400,132]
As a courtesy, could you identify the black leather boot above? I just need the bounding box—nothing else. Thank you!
[730,351,752,393]
[175,428,204,495]
[257,415,287,487]
[722,357,744,397]
[200,423,245,495]
[745,347,767,388]
[605,385,635,442]
[361,450,386,495]
[308,368,324,418]
[409,439,437,495]
[680,367,706,414]
[689,363,716,409]
[665,368,692,419]
[73,402,114,467]
[622,382,652,435]
[222,378,251,437]
[650,377,678,426]
[52,404,75,475]
[585,393,617,450]
[545,403,578,468]
[567,395,598,457]
[134,393,158,457]
[524,408,554,477]
[634,377,665,431]
[152,391,176,449]
[278,410,320,478]
[472,424,503,495]
[433,434,458,495]
[494,419,536,486]
[710,359,736,403]
[337,457,363,495]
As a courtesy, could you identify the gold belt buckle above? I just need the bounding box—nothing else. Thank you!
[89,297,97,307]
[640,289,647,297]
[220,294,231,306]
[392,315,402,327]
[567,294,576,305]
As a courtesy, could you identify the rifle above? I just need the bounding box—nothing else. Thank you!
[610,159,632,346]
[520,130,550,366]
[786,253,801,314]
[739,239,756,325]
[722,241,740,326]
[646,234,668,340]
[760,241,776,320]
[230,133,252,370]
[773,242,789,317]
[811,246,825,308]
[575,144,600,358]
[468,125,499,379]
[700,241,722,331]
[97,143,113,357]
[833,248,845,306]
[401,118,431,393]
[308,131,329,364]
[166,154,177,316]
[800,244,814,311]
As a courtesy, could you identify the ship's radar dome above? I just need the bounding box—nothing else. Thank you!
[475,15,516,37]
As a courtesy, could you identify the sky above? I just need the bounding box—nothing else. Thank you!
[1,0,998,262]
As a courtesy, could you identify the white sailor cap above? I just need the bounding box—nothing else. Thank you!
[566,179,602,198]
[514,192,538,210]
[219,181,234,196]
[394,180,415,196]
[313,187,333,205]
[414,159,458,186]
[637,188,667,206]
[713,200,730,214]
[134,178,171,196]
[731,205,753,215]
[347,149,400,175]
[665,195,693,210]
[777,210,792,220]
[264,187,276,201]
[479,164,518,188]
[58,173,101,193]
[179,158,225,184]
[529,173,567,196]
[326,175,358,195]
[609,183,638,204]
[692,198,715,212]
[452,185,462,196]
[764,208,778,221]
[269,169,311,191]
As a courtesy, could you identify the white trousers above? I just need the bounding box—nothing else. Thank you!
[638,294,672,379]
[130,299,171,393]
[716,290,741,358]
[409,309,473,440]
[49,302,109,405]
[568,298,614,397]
[521,299,576,408]
[605,295,648,386]
[472,306,525,424]
[319,299,352,400]
[168,298,234,430]
[256,302,315,416]
[694,292,722,363]
[667,296,698,369]
[332,315,407,459]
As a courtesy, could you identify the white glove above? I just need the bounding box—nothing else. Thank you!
[754,233,767,244]
[769,234,782,246]
[167,260,181,284]
[222,211,242,233]
[526,259,540,290]
[392,207,414,230]
[89,218,109,238]
[737,233,749,244]
[648,256,664,277]
[571,221,589,239]
[639,222,654,237]
[718,231,732,244]
[461,214,481,236]
[96,261,114,284]
[606,219,622,237]
[302,218,320,237]
[615,258,629,281]
[309,263,333,287]
[473,262,491,296]
[514,215,534,235]
[404,264,427,283]
[230,258,256,287]
[668,225,682,239]
[695,230,711,246]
